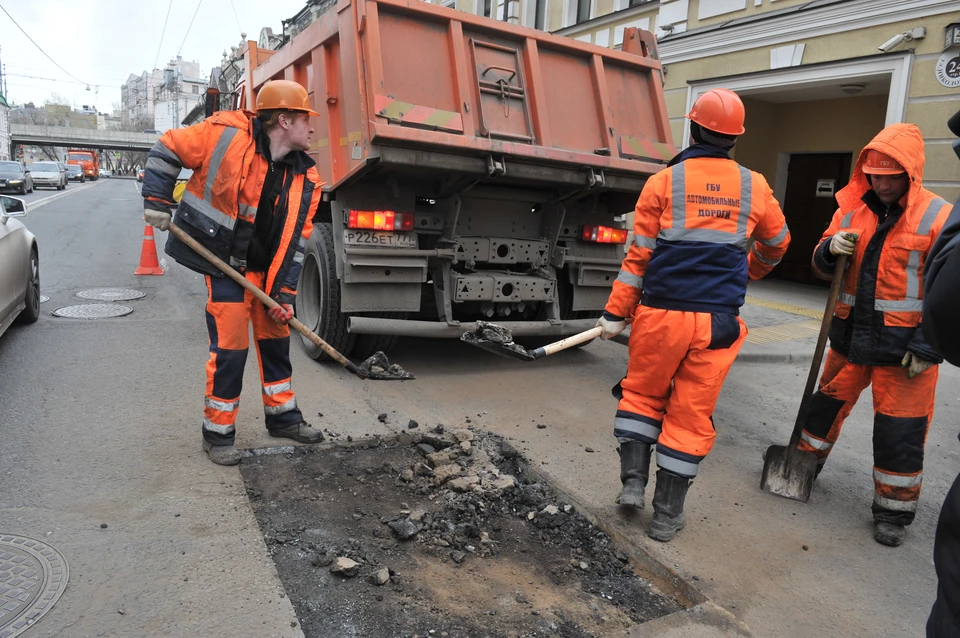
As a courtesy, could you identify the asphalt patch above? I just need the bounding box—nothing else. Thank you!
[240,432,681,637]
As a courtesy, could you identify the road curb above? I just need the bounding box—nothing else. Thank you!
[736,351,814,364]
[28,181,99,210]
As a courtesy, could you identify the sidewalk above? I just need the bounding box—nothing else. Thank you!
[736,279,828,364]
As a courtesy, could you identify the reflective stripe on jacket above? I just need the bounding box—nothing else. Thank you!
[811,123,952,365]
[142,110,321,305]
[605,153,789,318]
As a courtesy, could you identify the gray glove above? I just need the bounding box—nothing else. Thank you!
[596,316,626,341]
[144,207,171,231]
[830,231,858,256]
[901,351,934,379]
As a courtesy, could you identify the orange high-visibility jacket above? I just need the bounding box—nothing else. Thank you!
[142,110,321,306]
[605,150,790,319]
[812,123,952,366]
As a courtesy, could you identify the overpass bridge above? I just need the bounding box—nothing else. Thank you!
[10,124,160,153]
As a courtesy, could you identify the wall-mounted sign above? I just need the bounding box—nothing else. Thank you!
[815,179,836,198]
[936,50,960,88]
[944,23,960,50]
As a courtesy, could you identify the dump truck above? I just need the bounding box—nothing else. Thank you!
[66,150,99,181]
[228,0,675,360]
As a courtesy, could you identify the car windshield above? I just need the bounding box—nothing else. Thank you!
[68,154,91,161]
[33,163,57,171]
[67,165,81,173]
[0,161,21,172]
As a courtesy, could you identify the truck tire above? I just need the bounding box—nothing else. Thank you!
[296,223,355,360]
[352,312,405,359]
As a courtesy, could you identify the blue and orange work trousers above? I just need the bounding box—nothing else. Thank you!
[201,272,303,446]
[798,348,938,525]
[613,305,747,478]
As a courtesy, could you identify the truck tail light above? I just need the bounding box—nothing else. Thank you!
[581,225,628,244]
[348,210,415,231]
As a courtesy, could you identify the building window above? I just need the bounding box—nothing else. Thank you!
[483,0,491,17]
[535,0,547,29]
[192,85,199,94]
[576,0,590,23]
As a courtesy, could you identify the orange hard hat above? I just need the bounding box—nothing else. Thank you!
[862,150,905,175]
[686,88,746,136]
[255,80,319,116]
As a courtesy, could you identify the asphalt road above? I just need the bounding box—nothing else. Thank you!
[1,177,956,637]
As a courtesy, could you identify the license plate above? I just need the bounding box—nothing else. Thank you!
[343,229,417,248]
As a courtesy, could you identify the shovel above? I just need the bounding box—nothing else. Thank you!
[167,222,413,380]
[461,321,604,362]
[760,253,848,502]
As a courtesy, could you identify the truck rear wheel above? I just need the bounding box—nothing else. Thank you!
[296,223,355,361]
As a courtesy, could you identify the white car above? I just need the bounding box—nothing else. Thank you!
[0,195,39,338]
[30,161,67,190]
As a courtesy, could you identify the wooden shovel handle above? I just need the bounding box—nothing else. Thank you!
[790,253,849,441]
[167,222,364,378]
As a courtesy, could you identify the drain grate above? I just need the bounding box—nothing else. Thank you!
[0,535,69,638]
[52,304,133,319]
[38,296,49,304]
[76,288,145,302]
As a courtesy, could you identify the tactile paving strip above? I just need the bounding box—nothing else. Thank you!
[0,535,68,638]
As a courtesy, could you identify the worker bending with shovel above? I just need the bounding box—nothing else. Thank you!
[796,123,952,547]
[142,80,326,466]
[597,89,790,541]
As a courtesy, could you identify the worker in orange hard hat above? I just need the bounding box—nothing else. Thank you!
[141,79,326,466]
[599,87,790,541]
[798,123,953,547]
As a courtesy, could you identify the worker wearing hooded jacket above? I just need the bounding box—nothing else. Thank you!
[597,88,790,542]
[141,80,325,466]
[799,123,952,547]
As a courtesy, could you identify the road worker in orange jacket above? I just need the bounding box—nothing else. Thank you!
[798,123,952,547]
[141,80,325,466]
[597,89,790,542]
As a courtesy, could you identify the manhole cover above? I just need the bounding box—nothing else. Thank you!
[38,296,49,304]
[0,535,69,638]
[52,304,133,319]
[76,288,145,302]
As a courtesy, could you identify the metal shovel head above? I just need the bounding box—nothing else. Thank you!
[460,322,537,362]
[760,444,819,503]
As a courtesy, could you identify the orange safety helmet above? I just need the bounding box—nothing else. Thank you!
[686,88,746,136]
[255,80,319,116]
[862,149,905,175]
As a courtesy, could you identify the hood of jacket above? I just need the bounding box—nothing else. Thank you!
[836,123,926,212]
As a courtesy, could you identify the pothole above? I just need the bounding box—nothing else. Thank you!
[75,288,146,302]
[52,304,133,319]
[240,430,682,637]
[0,534,69,638]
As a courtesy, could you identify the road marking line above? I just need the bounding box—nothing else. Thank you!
[28,182,100,211]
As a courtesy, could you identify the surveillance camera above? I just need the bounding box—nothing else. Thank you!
[878,33,906,52]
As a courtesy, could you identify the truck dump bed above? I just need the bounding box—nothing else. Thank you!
[244,0,675,194]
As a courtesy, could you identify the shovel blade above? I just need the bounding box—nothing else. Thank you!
[460,332,537,361]
[760,444,819,503]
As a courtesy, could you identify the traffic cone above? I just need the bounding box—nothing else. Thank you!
[134,224,164,275]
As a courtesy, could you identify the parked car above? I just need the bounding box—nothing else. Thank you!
[30,161,67,190]
[137,169,144,182]
[0,161,34,195]
[98,168,111,178]
[66,164,85,183]
[0,195,39,338]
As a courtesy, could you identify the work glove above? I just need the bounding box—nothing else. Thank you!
[901,351,934,379]
[596,314,626,341]
[829,231,858,256]
[143,207,172,231]
[268,304,294,325]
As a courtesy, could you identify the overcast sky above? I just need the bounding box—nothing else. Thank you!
[0,0,309,111]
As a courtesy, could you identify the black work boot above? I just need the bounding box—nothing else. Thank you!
[269,420,325,444]
[648,469,691,542]
[203,440,241,466]
[616,441,652,508]
[874,521,906,547]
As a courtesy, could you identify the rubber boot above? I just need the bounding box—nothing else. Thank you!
[203,440,241,466]
[648,469,691,542]
[616,441,652,508]
[268,420,325,444]
[874,521,906,547]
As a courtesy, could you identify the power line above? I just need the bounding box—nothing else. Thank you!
[177,0,205,59]
[0,2,89,86]
[154,0,174,71]
[229,0,243,36]
[6,72,122,89]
